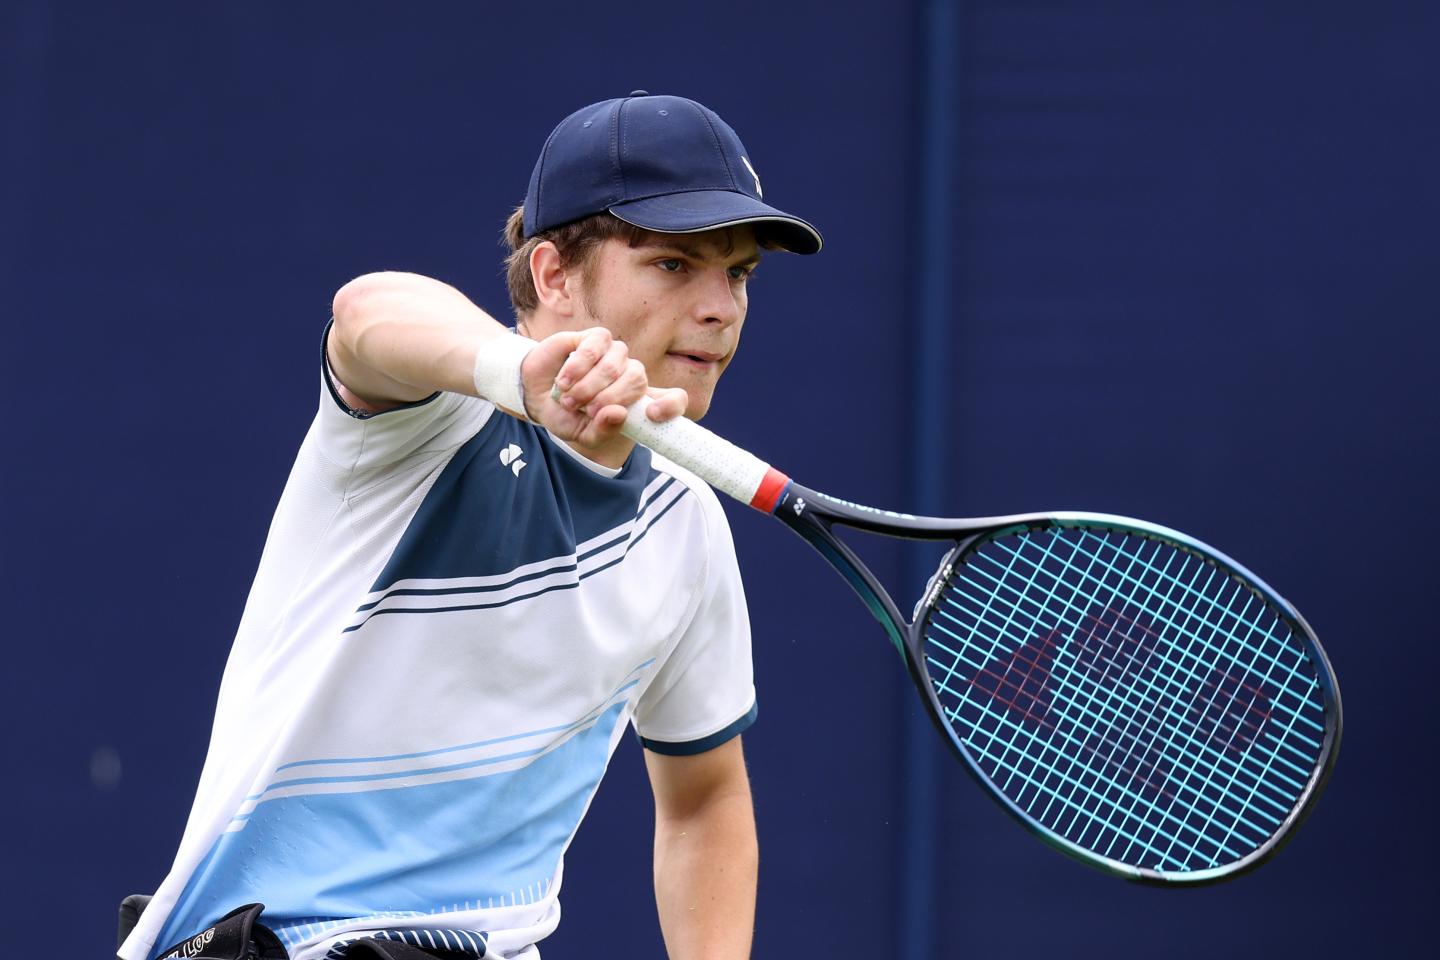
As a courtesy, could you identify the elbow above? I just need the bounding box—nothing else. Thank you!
[333,272,398,329]
[331,271,421,352]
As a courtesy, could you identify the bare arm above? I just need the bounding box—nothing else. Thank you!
[330,271,511,408]
[328,271,685,446]
[645,737,757,960]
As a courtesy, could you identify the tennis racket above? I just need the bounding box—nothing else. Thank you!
[618,401,1342,885]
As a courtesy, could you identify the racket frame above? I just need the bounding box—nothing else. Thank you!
[768,480,1342,885]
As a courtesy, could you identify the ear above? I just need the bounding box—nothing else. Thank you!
[529,241,576,317]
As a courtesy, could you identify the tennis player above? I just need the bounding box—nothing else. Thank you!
[117,92,821,960]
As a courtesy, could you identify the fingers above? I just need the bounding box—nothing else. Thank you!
[520,326,671,447]
[520,327,618,421]
[574,402,632,447]
[562,348,643,418]
[519,327,604,406]
[571,385,688,449]
[552,327,615,395]
[565,356,644,445]
[644,386,689,422]
[524,327,643,413]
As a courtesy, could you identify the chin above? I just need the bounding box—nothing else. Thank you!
[684,391,714,421]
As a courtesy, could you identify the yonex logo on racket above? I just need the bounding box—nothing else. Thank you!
[499,443,527,477]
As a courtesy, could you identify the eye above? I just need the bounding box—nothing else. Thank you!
[728,263,756,281]
[656,258,684,272]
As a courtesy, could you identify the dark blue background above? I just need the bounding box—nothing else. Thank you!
[3,1,1434,956]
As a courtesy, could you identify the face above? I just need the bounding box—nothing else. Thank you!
[571,225,760,419]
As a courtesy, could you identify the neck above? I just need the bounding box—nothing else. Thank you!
[565,433,637,471]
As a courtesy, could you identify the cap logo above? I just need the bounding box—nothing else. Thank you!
[740,155,763,198]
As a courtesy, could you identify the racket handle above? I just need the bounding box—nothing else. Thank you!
[621,399,790,512]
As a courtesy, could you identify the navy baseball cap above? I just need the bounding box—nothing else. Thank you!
[523,91,822,254]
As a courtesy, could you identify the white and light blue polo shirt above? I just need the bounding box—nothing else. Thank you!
[119,334,756,960]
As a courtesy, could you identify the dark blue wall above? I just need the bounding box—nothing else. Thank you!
[3,1,1434,955]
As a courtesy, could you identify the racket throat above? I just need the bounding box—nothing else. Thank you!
[776,498,909,658]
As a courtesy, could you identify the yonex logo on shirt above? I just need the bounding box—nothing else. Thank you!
[499,443,527,477]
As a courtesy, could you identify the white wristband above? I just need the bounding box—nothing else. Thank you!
[472,331,538,418]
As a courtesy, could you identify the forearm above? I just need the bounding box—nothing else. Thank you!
[330,271,514,405]
[653,785,758,959]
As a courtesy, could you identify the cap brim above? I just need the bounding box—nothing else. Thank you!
[608,190,823,254]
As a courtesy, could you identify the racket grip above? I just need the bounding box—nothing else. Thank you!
[621,399,789,512]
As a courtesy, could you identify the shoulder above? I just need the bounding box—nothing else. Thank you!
[647,451,736,552]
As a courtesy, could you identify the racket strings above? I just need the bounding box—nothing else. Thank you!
[1039,533,1323,784]
[922,525,1327,874]
[1039,534,1306,864]
[949,535,1305,863]
[962,531,1316,862]
[927,605,1266,864]
[945,618,1179,802]
[961,538,1313,794]
[928,588,1259,867]
[936,542,1275,814]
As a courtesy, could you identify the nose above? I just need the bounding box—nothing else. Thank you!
[694,266,743,327]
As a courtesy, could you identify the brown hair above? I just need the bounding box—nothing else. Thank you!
[502,206,644,319]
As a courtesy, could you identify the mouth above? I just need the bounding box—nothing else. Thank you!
[666,349,727,369]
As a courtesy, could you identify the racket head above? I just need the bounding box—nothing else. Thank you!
[907,513,1341,884]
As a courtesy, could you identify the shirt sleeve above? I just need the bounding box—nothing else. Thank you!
[631,485,757,755]
[309,318,496,496]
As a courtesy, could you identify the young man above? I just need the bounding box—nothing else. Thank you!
[118,92,821,960]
